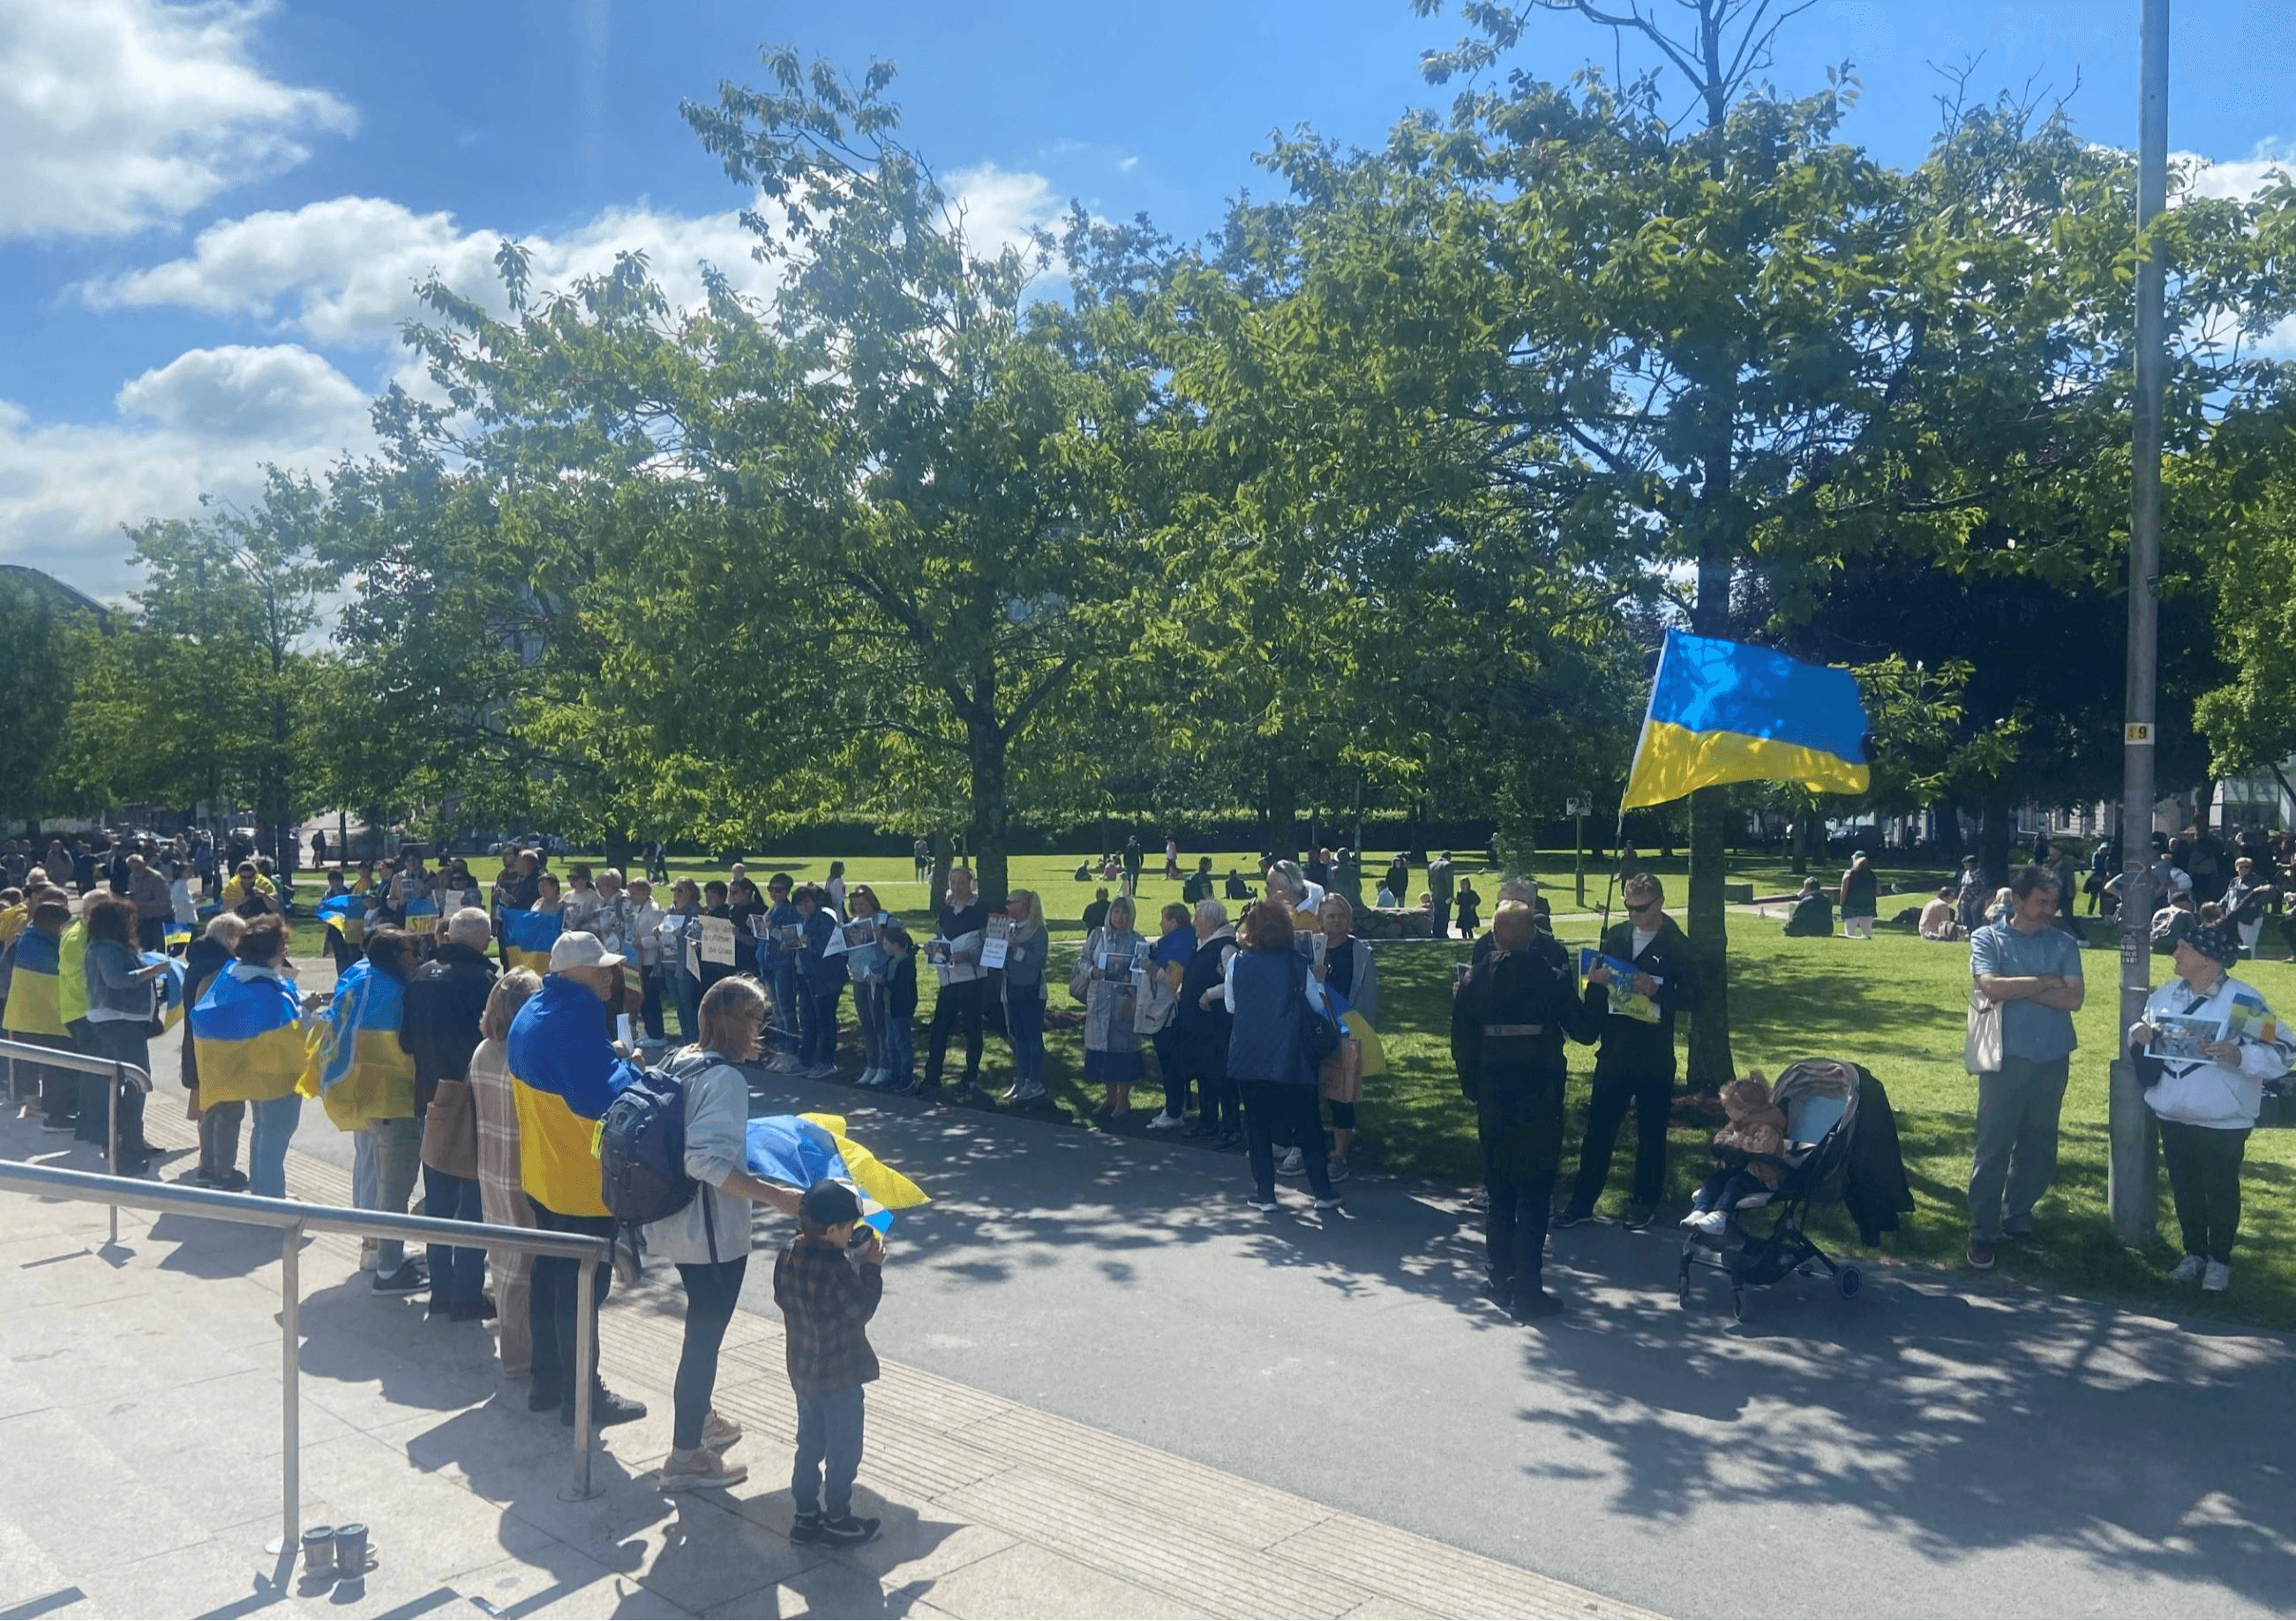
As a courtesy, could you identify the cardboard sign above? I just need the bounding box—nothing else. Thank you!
[699,916,738,966]
[980,914,1013,971]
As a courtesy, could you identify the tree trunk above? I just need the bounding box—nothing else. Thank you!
[967,713,1010,909]
[1977,796,2014,891]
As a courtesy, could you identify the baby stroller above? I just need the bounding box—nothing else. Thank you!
[1678,1058,1865,1324]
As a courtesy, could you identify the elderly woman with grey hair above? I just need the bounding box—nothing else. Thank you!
[1178,897,1242,1143]
[1314,893,1378,1181]
[1265,859,1324,924]
[1073,892,1146,1122]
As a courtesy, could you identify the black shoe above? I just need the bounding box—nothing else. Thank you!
[1551,1206,1595,1229]
[426,1297,452,1320]
[1508,1287,1565,1320]
[2003,1227,2041,1249]
[789,1512,823,1545]
[1965,1238,1997,1271]
[450,1295,498,1322]
[1187,1122,1220,1138]
[528,1383,562,1413]
[1217,1130,1243,1150]
[214,1169,249,1192]
[1623,1203,1657,1232]
[815,1513,882,1548]
[1482,1272,1514,1310]
[561,1387,648,1429]
[372,1263,427,1295]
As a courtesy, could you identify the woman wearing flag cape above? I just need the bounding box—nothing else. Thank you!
[191,916,318,1198]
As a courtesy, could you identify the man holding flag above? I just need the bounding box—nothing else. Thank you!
[507,931,646,1429]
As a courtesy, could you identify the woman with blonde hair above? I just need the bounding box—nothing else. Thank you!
[649,975,803,1491]
[469,968,544,1382]
[1073,892,1145,1122]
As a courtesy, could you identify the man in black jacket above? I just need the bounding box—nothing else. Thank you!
[1557,873,1705,1231]
[1452,904,1601,1319]
[917,867,987,1099]
[400,908,499,1319]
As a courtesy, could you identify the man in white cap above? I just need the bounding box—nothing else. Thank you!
[506,930,646,1429]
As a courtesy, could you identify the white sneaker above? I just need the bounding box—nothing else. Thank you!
[2169,1253,2207,1284]
[1691,1210,1729,1237]
[2203,1260,2232,1293]
[1276,1147,1305,1178]
[1149,1111,1184,1131]
[1678,1211,1705,1228]
[658,1445,747,1491]
[1327,1159,1350,1184]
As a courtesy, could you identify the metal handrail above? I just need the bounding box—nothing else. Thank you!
[0,1156,613,1554]
[0,1034,154,1245]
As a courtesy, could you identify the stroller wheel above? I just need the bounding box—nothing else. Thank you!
[1677,1265,1692,1311]
[1837,1265,1863,1299]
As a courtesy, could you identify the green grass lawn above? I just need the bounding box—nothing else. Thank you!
[551,848,2296,1330]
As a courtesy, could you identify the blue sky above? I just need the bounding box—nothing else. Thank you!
[3,0,2291,596]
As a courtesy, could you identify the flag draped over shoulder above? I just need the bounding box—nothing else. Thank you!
[506,975,623,1217]
[746,1112,928,1228]
[499,908,562,974]
[299,957,413,1128]
[316,890,364,945]
[4,927,64,1036]
[1621,629,1872,811]
[1321,985,1387,1077]
[191,964,305,1105]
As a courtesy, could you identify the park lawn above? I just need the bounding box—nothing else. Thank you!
[599,848,2296,1330]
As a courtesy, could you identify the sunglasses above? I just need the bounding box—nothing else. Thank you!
[1627,898,1661,914]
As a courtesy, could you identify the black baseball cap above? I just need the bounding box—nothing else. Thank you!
[800,1180,863,1227]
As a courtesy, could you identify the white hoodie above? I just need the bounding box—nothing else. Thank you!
[2132,972,2292,1129]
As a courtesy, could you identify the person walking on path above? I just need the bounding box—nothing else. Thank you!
[1428,852,1456,942]
[1557,873,1704,1231]
[649,976,805,1492]
[507,931,647,1428]
[2131,909,2291,1293]
[469,970,543,1380]
[403,909,499,1321]
[918,867,987,1099]
[1965,867,2084,1270]
[774,1179,888,1548]
[1839,851,1880,939]
[1452,904,1601,1318]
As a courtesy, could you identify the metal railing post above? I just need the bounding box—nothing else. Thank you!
[281,1222,301,1552]
[572,1253,597,1498]
[107,1060,122,1247]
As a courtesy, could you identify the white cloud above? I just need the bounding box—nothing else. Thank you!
[2180,144,2295,202]
[0,0,353,238]
[0,345,373,597]
[85,169,1075,348]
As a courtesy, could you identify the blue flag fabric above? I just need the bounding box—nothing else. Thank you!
[1622,629,1871,810]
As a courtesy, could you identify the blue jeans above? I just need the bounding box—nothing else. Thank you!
[769,972,800,1057]
[424,1166,485,1308]
[1006,985,1046,1088]
[249,1093,302,1199]
[800,984,844,1068]
[792,1385,867,1519]
[883,1016,914,1088]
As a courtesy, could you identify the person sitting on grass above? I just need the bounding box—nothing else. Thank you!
[1919,887,1966,942]
[1782,878,1833,937]
[774,1180,888,1549]
[1223,867,1252,901]
[1081,887,1112,933]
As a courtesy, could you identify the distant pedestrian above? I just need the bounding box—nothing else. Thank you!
[1428,852,1456,940]
[1839,851,1879,939]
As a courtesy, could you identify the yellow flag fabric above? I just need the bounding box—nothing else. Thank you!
[799,1112,930,1210]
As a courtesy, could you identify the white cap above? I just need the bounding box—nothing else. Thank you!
[548,930,626,972]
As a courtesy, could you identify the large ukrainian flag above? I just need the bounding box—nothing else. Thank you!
[299,957,414,1129]
[4,928,65,1037]
[506,975,621,1217]
[1622,630,1871,811]
[499,907,562,975]
[316,890,364,949]
[191,964,306,1105]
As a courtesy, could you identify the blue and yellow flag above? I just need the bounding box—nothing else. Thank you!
[191,964,305,1105]
[164,922,193,950]
[315,890,364,946]
[499,907,562,974]
[299,957,414,1129]
[746,1112,929,1228]
[4,927,64,1037]
[506,974,622,1217]
[1622,630,1871,811]
[144,951,187,1031]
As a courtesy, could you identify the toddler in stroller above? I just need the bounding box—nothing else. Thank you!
[1677,1059,1866,1320]
[1680,1072,1786,1238]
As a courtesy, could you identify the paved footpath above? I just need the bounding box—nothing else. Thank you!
[13,968,2296,1618]
[0,1098,1639,1619]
